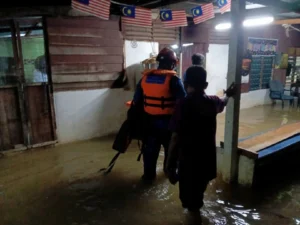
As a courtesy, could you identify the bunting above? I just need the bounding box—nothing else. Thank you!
[191,3,215,25]
[72,0,111,20]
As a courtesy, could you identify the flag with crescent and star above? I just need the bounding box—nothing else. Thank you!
[160,10,187,28]
[218,0,231,14]
[191,3,215,25]
[72,0,111,20]
[121,5,152,27]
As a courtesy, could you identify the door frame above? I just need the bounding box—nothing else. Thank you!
[0,16,57,152]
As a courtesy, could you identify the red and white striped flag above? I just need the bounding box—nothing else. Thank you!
[192,3,215,25]
[218,0,231,14]
[121,6,152,28]
[72,0,111,20]
[160,10,188,28]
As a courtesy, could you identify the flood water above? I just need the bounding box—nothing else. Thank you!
[1,105,300,225]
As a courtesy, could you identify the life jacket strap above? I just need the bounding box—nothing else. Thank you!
[144,95,176,109]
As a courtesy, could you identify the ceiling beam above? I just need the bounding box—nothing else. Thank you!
[209,6,276,24]
[274,18,300,25]
[247,0,300,12]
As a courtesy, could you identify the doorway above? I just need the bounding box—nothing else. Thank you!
[0,17,56,151]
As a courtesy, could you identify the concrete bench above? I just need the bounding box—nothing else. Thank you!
[218,122,300,186]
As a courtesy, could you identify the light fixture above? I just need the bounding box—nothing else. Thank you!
[171,44,178,49]
[215,23,232,30]
[243,16,274,27]
[182,43,194,47]
[1,32,26,38]
[215,16,274,30]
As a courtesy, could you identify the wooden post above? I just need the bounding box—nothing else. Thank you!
[178,27,183,79]
[223,0,246,183]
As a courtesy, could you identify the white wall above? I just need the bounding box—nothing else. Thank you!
[54,89,133,144]
[206,44,229,96]
[53,41,158,144]
[206,44,272,109]
[125,40,158,90]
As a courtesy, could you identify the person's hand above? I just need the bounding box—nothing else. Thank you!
[166,168,178,185]
[224,82,237,98]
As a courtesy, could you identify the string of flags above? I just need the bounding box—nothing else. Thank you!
[71,0,231,28]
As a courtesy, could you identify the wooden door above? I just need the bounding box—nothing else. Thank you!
[0,17,56,151]
[0,19,25,151]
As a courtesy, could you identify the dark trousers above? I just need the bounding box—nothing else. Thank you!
[179,168,209,210]
[142,129,171,178]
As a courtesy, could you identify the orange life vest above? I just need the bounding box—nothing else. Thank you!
[141,69,177,115]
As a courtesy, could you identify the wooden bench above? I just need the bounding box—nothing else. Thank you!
[221,122,300,159]
[219,122,300,185]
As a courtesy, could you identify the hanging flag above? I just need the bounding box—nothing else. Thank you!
[218,0,231,14]
[72,0,111,20]
[191,4,215,25]
[121,5,152,27]
[160,10,188,28]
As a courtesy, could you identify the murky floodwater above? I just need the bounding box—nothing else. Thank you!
[1,105,300,225]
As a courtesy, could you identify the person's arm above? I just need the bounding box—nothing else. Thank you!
[170,76,186,100]
[211,83,237,114]
[167,132,179,168]
[167,99,184,184]
[166,132,180,184]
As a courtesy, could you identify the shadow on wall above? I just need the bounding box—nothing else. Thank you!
[125,63,144,91]
[54,88,133,144]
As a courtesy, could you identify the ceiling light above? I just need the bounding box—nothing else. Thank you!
[183,43,194,47]
[215,23,232,30]
[243,16,274,27]
[215,16,274,30]
[171,44,178,49]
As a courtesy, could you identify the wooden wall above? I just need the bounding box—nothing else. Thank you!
[46,17,124,92]
[122,20,180,45]
[0,88,23,150]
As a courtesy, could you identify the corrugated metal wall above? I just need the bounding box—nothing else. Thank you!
[122,20,180,45]
[47,17,124,92]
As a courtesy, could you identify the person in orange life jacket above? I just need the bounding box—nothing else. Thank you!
[132,47,186,181]
[183,53,205,83]
[167,66,236,212]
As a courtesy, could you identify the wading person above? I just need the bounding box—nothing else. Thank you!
[183,53,205,82]
[166,66,236,212]
[132,47,186,181]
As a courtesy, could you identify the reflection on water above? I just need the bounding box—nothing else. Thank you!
[0,105,300,225]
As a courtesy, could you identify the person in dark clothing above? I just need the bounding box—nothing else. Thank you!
[132,48,186,181]
[166,66,236,212]
[183,53,205,82]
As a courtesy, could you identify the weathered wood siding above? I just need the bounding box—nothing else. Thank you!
[122,20,179,45]
[0,88,23,150]
[25,86,54,145]
[47,17,124,92]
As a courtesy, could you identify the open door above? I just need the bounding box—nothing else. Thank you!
[0,17,56,151]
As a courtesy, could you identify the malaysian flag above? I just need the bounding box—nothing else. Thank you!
[160,10,188,28]
[121,5,152,27]
[191,4,215,25]
[72,0,111,20]
[218,0,231,14]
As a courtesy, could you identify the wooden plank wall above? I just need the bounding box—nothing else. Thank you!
[25,86,53,145]
[0,88,23,150]
[47,17,124,92]
[122,20,179,45]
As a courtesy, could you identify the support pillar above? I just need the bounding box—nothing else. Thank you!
[223,0,246,183]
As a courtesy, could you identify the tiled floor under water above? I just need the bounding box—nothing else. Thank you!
[0,105,300,225]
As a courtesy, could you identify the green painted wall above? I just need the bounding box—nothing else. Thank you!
[0,37,45,84]
[21,37,45,82]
